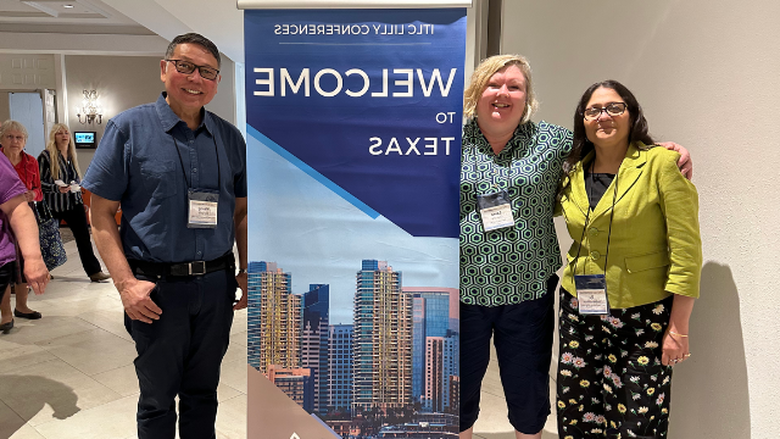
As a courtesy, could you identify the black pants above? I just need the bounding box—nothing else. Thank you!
[0,262,13,303]
[460,274,558,434]
[125,268,237,439]
[52,206,102,276]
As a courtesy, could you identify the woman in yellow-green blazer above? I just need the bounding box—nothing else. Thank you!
[555,80,701,439]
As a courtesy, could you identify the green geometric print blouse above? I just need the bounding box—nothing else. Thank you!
[459,119,572,307]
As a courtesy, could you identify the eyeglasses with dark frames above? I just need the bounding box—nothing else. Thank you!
[165,59,220,81]
[582,102,627,121]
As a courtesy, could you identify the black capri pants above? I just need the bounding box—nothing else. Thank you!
[460,274,558,434]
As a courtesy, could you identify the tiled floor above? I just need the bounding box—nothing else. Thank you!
[0,238,248,439]
[0,236,558,439]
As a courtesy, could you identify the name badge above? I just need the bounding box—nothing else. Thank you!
[575,274,610,315]
[477,190,514,232]
[188,189,219,229]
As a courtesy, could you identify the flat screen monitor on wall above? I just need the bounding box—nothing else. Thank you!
[74,131,97,148]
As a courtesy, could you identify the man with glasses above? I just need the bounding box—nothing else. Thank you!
[82,33,247,439]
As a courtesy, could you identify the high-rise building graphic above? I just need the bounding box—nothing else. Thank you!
[246,261,264,371]
[352,260,413,412]
[302,284,330,415]
[423,334,459,413]
[327,324,353,412]
[247,261,301,373]
[424,337,445,412]
[407,289,453,403]
[441,332,459,413]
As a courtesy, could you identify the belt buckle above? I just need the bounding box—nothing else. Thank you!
[189,261,207,276]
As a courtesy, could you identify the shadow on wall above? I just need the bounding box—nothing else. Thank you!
[668,261,750,438]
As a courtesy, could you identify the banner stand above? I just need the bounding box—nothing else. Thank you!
[242,3,467,438]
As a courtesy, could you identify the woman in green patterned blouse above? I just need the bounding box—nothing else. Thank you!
[459,54,572,439]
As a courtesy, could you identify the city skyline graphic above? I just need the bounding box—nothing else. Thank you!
[248,259,459,438]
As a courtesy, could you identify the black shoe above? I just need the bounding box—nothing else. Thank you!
[14,309,42,320]
[0,319,13,334]
[89,271,111,282]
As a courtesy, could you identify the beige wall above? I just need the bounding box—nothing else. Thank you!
[501,0,777,437]
[208,57,237,125]
[0,93,9,122]
[63,54,238,168]
[0,54,57,91]
[64,55,162,166]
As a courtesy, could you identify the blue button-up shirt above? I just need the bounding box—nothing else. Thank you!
[83,93,247,263]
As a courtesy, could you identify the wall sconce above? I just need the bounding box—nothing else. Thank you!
[76,89,103,124]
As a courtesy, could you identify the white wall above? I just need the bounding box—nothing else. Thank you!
[501,1,779,437]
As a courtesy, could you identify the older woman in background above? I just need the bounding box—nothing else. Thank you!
[39,123,109,283]
[555,80,701,438]
[0,120,43,327]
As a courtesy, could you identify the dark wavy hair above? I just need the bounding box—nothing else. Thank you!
[562,80,654,181]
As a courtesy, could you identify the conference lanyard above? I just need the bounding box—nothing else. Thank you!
[473,132,537,232]
[171,133,221,229]
[572,161,619,315]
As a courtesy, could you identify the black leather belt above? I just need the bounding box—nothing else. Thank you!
[129,253,235,278]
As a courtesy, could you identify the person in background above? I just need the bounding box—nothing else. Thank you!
[38,123,110,282]
[0,152,48,334]
[82,32,247,439]
[0,120,43,326]
[458,55,692,439]
[555,80,701,438]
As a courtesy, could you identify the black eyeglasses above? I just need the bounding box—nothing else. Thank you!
[165,59,220,81]
[583,102,627,121]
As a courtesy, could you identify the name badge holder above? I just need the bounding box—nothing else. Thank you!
[471,139,522,233]
[188,189,219,229]
[172,134,222,230]
[477,190,514,231]
[572,162,619,316]
[575,274,610,315]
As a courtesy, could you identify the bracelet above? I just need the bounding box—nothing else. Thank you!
[237,268,247,275]
[668,330,688,338]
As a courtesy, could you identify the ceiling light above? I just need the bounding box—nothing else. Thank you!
[63,4,75,8]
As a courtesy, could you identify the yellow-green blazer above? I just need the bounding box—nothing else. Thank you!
[559,142,702,309]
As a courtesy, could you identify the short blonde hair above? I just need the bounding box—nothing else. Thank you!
[463,54,539,125]
[0,120,29,142]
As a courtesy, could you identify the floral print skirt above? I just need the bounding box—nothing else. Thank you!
[556,289,674,439]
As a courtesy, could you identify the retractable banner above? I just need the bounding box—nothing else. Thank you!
[244,6,465,438]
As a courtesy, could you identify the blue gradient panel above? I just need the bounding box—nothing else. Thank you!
[245,8,465,237]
